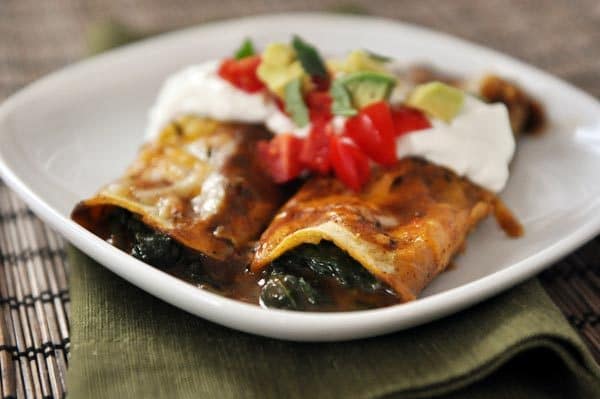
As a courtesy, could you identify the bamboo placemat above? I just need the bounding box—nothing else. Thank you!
[0,1,599,398]
[0,189,69,399]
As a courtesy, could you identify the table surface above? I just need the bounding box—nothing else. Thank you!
[0,0,599,398]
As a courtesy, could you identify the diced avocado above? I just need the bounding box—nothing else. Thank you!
[262,43,296,65]
[326,59,344,74]
[330,79,357,116]
[326,50,389,75]
[339,71,396,109]
[258,43,307,97]
[407,81,465,122]
[344,49,388,73]
[258,61,305,97]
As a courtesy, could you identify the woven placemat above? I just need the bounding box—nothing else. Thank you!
[0,189,69,399]
[0,1,599,398]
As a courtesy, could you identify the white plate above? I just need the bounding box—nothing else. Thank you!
[1,13,599,341]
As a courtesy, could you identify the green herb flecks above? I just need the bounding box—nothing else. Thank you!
[364,49,392,63]
[234,38,256,59]
[292,35,328,78]
[284,77,310,127]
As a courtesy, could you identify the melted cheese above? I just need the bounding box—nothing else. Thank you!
[73,117,286,260]
[252,159,502,300]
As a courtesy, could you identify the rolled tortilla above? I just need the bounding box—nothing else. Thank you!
[72,116,287,260]
[251,158,521,301]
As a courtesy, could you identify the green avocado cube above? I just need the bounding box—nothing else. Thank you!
[340,71,396,109]
[407,81,464,122]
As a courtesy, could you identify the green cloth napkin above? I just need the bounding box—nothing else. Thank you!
[66,248,600,398]
[68,18,600,398]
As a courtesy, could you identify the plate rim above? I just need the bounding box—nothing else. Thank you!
[1,12,599,341]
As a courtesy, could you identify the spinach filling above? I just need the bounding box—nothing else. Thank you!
[106,209,223,287]
[130,230,181,267]
[260,242,395,311]
[106,209,398,311]
[108,208,183,267]
[260,274,319,310]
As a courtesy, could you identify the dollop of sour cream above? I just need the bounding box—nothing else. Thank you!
[397,96,514,192]
[146,61,309,139]
[146,60,515,192]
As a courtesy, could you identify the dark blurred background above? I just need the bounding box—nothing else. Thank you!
[1,0,599,101]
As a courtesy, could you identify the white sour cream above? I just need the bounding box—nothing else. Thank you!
[396,96,515,192]
[147,60,515,192]
[146,61,308,139]
[265,109,312,138]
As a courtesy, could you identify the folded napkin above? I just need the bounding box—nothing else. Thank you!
[66,247,600,398]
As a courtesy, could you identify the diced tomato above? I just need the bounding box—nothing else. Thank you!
[362,101,396,142]
[306,90,333,123]
[300,120,332,174]
[257,134,304,183]
[344,101,397,166]
[217,55,265,93]
[391,105,431,136]
[329,136,370,192]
